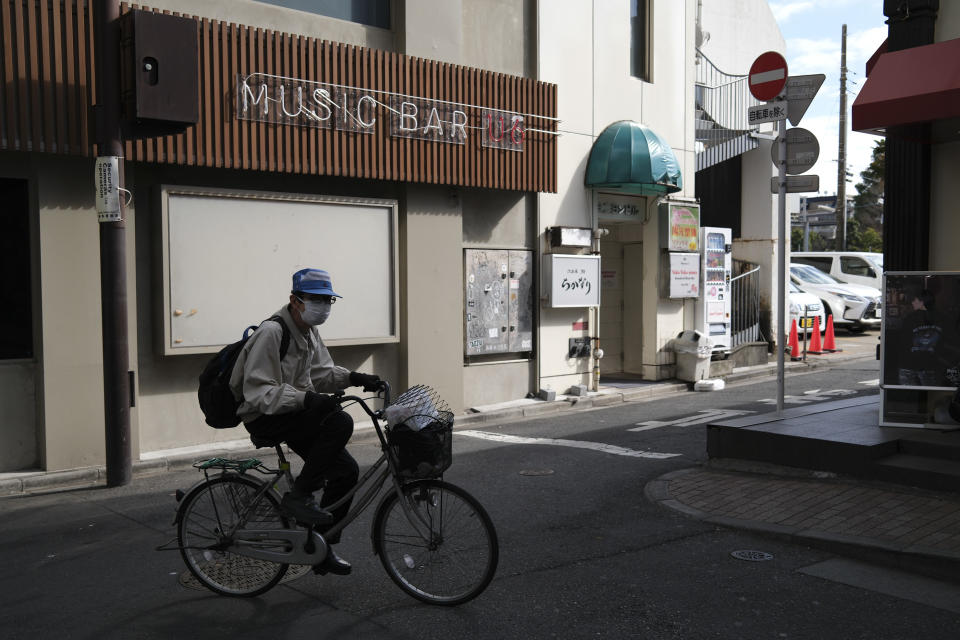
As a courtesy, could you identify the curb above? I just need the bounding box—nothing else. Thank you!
[646,467,960,585]
[0,351,874,498]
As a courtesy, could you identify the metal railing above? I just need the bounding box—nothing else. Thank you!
[730,261,764,348]
[694,50,761,171]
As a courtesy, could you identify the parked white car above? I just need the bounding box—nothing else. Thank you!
[789,263,882,332]
[791,251,884,290]
[788,281,825,335]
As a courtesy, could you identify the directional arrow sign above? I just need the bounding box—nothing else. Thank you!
[771,174,819,194]
[785,73,826,126]
[771,127,820,174]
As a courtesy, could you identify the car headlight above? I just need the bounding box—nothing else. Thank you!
[828,290,866,302]
[808,303,821,311]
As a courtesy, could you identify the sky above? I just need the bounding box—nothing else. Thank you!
[769,0,888,196]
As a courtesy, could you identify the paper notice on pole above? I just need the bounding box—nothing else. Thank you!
[95,156,122,222]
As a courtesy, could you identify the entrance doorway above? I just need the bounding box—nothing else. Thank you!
[598,233,643,378]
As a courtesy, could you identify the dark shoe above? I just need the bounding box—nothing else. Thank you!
[313,547,352,576]
[281,492,334,526]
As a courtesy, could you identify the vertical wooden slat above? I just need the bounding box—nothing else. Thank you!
[13,0,28,150]
[26,0,42,150]
[39,0,54,150]
[211,17,222,168]
[2,0,18,149]
[255,27,266,171]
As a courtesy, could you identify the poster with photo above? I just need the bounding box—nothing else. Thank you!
[881,272,960,390]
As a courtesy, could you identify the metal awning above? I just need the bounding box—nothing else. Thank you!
[584,121,682,196]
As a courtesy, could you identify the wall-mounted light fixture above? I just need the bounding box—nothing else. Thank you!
[548,226,592,248]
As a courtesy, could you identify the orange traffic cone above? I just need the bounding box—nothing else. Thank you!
[787,319,801,360]
[808,316,823,354]
[822,315,839,352]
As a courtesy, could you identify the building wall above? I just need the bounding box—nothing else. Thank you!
[537,0,698,387]
[698,0,786,74]
[929,141,960,271]
[930,0,960,272]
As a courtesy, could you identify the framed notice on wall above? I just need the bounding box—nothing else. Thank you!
[668,253,700,298]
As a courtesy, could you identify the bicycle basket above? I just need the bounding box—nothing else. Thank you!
[386,385,454,479]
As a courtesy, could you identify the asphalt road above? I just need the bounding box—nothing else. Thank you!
[3,353,959,639]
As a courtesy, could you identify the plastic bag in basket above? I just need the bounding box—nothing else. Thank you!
[385,385,445,431]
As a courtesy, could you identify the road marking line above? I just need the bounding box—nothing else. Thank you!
[458,430,681,459]
[630,409,755,431]
[858,379,879,386]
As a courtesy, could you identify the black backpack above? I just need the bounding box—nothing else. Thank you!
[198,316,291,428]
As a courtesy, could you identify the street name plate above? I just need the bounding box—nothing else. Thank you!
[770,175,819,193]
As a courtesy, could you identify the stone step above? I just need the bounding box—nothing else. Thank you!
[900,436,960,462]
[872,453,960,492]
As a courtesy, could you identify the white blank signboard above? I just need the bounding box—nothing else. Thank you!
[161,186,398,354]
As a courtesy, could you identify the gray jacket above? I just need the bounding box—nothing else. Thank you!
[229,305,350,423]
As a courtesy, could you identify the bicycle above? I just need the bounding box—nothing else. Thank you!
[170,382,498,606]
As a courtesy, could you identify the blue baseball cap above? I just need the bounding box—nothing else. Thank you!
[291,268,341,297]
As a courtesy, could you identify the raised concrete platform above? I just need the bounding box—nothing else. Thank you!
[707,395,960,492]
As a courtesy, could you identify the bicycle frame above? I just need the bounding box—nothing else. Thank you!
[186,382,439,565]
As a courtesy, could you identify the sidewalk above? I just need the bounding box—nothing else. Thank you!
[0,342,861,497]
[646,462,960,584]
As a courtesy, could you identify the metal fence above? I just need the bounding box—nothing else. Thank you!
[730,260,764,348]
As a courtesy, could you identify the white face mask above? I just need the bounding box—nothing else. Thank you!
[299,300,331,326]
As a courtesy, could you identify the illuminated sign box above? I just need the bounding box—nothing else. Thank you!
[543,254,601,308]
[658,201,701,252]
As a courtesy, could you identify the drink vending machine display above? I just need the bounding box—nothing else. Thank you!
[697,227,732,354]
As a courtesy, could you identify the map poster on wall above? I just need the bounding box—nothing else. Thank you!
[668,253,700,299]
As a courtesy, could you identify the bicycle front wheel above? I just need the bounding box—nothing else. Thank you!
[177,474,289,597]
[373,479,498,605]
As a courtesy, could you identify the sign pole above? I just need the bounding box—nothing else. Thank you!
[776,117,787,415]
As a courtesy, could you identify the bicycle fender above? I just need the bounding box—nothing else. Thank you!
[172,472,267,526]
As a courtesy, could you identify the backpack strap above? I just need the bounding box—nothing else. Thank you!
[267,315,292,360]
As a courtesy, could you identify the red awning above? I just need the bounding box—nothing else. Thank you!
[852,37,960,134]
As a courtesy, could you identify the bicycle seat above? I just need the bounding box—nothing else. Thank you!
[250,434,284,449]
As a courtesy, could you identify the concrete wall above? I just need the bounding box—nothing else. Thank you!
[698,0,786,74]
[929,141,960,271]
[537,0,698,386]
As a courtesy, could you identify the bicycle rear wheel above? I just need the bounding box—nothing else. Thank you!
[177,474,289,597]
[373,479,498,605]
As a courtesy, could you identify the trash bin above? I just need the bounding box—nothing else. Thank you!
[668,330,713,382]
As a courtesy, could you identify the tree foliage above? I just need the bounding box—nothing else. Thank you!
[848,139,884,251]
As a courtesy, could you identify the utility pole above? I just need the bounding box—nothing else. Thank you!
[836,24,848,251]
[94,0,131,486]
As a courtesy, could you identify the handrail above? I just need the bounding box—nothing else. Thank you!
[730,266,761,283]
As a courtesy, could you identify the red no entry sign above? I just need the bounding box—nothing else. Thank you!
[749,51,788,101]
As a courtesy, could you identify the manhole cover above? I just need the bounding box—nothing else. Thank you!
[178,564,312,591]
[519,469,554,476]
[730,550,774,562]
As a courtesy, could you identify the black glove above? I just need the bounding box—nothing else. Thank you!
[304,391,339,414]
[350,371,381,391]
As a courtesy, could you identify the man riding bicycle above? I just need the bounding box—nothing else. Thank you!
[229,267,380,576]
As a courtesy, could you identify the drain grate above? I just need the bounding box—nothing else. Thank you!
[730,549,774,562]
[178,564,312,591]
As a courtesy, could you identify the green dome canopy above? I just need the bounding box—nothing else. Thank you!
[584,121,682,196]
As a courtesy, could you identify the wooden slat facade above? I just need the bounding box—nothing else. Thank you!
[0,0,557,192]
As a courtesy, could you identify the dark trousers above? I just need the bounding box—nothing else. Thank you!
[247,405,358,543]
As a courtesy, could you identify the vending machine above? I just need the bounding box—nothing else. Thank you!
[697,227,732,354]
